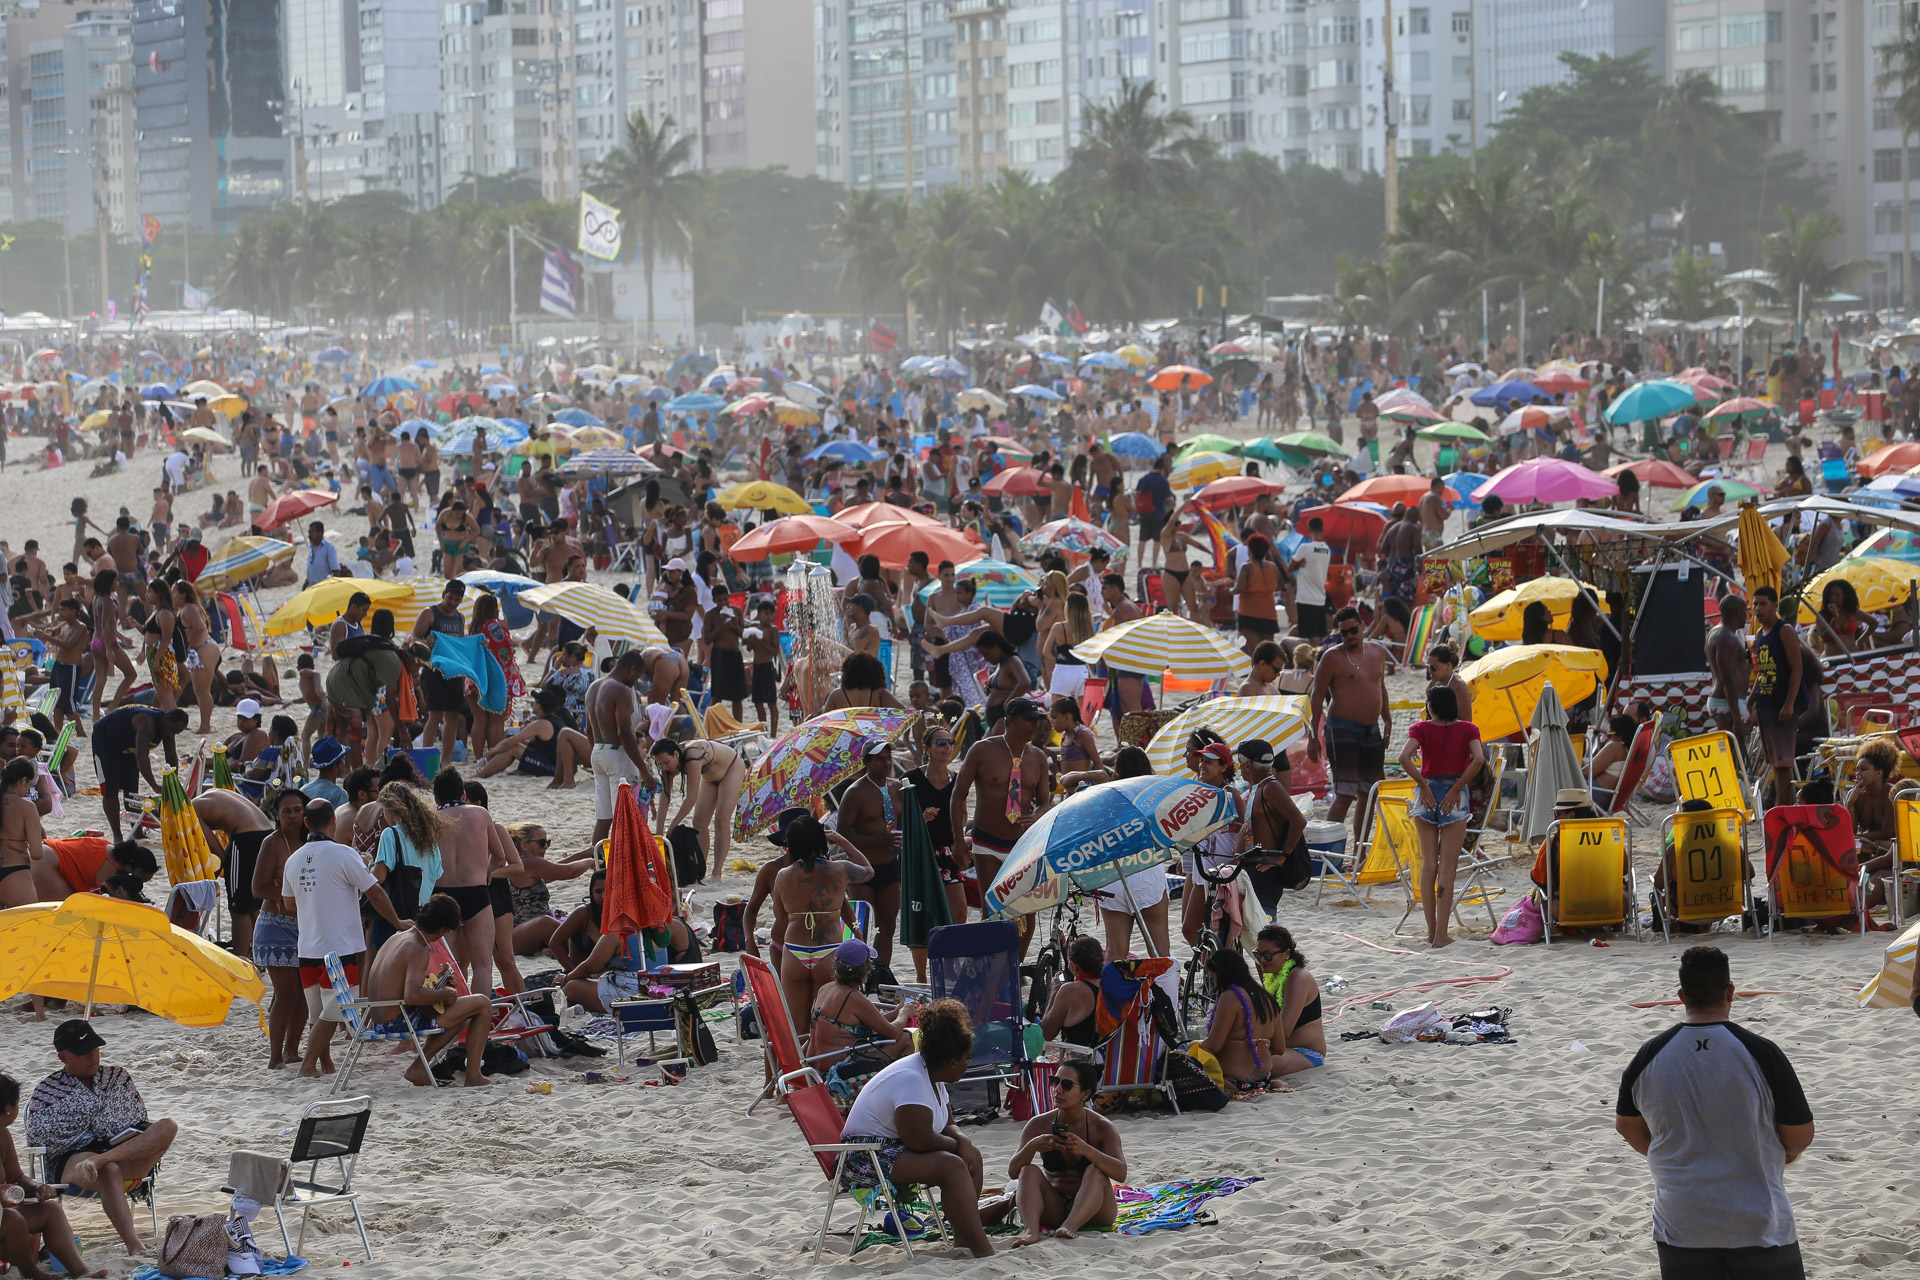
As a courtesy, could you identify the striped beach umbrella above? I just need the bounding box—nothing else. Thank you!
[520,581,668,646]
[196,536,295,591]
[264,577,415,635]
[1142,695,1311,777]
[1070,613,1252,682]
[559,448,654,478]
[388,578,478,624]
[1168,451,1240,491]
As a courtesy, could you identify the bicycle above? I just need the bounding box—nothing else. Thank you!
[1177,847,1281,1036]
[1021,888,1089,1023]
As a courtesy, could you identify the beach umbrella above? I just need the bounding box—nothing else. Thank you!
[606,782,674,933]
[852,521,982,571]
[1019,517,1127,564]
[1603,458,1698,490]
[1703,396,1775,423]
[1079,351,1129,370]
[1113,344,1154,367]
[458,570,544,608]
[898,790,953,951]
[1677,368,1732,393]
[386,578,479,624]
[834,501,948,532]
[1274,430,1346,455]
[1479,457,1617,506]
[665,353,717,380]
[0,893,263,1026]
[1168,450,1240,491]
[1009,383,1065,401]
[407,359,438,371]
[315,347,352,362]
[1105,431,1164,459]
[1468,380,1546,407]
[181,379,227,399]
[956,387,1007,413]
[1207,340,1248,356]
[1147,364,1213,391]
[805,439,881,464]
[1737,504,1790,595]
[1459,645,1608,741]
[27,348,62,365]
[984,777,1236,919]
[523,391,571,408]
[396,417,439,437]
[734,708,921,838]
[206,394,248,419]
[1142,696,1311,778]
[1239,436,1289,462]
[726,376,766,395]
[157,767,222,886]
[1293,502,1387,546]
[1496,404,1571,436]
[1522,687,1587,842]
[361,375,418,398]
[983,465,1050,497]
[785,379,828,406]
[264,577,414,635]
[1378,400,1447,425]
[665,392,725,413]
[559,448,655,478]
[1175,433,1242,458]
[196,536,295,591]
[1796,556,1920,622]
[1857,441,1920,478]
[1442,471,1488,509]
[1470,578,1597,643]
[554,407,605,428]
[1340,475,1458,507]
[139,383,174,400]
[919,358,968,379]
[563,425,625,449]
[1194,475,1283,510]
[78,410,112,432]
[729,514,859,561]
[1415,421,1491,444]
[1679,477,1767,507]
[1530,369,1589,395]
[914,558,1038,607]
[716,480,813,515]
[1070,612,1252,682]
[520,581,669,646]
[1602,379,1698,425]
[181,427,233,449]
[980,436,1034,463]
[256,488,340,532]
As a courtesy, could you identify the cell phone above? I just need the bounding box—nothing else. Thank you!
[1050,1122,1069,1138]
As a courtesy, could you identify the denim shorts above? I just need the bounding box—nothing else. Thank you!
[1413,774,1471,826]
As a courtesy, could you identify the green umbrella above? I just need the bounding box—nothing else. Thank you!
[897,790,953,952]
[1241,436,1288,462]
[1275,430,1346,455]
[1415,421,1492,443]
[1176,433,1242,458]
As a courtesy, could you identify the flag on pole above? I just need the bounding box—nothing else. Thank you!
[577,192,622,262]
[869,319,898,353]
[1065,299,1089,335]
[182,282,212,310]
[540,250,579,317]
[141,214,160,246]
[1039,297,1066,334]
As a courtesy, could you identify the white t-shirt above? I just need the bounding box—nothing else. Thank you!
[1294,540,1331,606]
[841,1053,949,1140]
[285,838,378,961]
[164,452,189,487]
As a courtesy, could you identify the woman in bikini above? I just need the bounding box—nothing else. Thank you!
[504,821,595,957]
[770,814,873,1034]
[477,686,591,788]
[1253,924,1327,1074]
[139,581,183,714]
[172,580,220,734]
[1007,1058,1125,1246]
[1050,697,1106,793]
[808,938,916,1072]
[821,651,905,713]
[0,760,47,910]
[86,569,136,722]
[1199,947,1281,1096]
[249,787,311,1069]
[651,737,749,881]
[1159,503,1206,620]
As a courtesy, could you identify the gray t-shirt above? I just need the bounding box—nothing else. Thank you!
[1616,1020,1811,1250]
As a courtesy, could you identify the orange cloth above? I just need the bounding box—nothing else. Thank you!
[397,667,419,722]
[49,836,110,894]
[1070,486,1093,523]
[603,782,672,939]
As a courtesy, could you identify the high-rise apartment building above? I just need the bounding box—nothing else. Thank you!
[281,0,439,204]
[816,0,961,194]
[1486,0,1665,111]
[22,8,132,235]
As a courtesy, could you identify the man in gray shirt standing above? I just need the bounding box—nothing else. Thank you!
[1615,946,1815,1280]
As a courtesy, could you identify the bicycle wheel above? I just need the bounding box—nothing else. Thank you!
[1025,943,1062,1023]
[1179,941,1216,1036]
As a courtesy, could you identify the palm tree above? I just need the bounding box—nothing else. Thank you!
[1203,149,1288,247]
[1642,73,1729,251]
[1059,201,1156,319]
[1063,80,1210,203]
[898,187,993,344]
[288,209,338,315]
[1658,249,1727,322]
[825,187,905,338]
[587,109,708,331]
[1761,206,1866,329]
[1876,8,1920,307]
[979,171,1059,325]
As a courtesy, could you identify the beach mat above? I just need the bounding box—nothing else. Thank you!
[133,1256,309,1280]
[851,1175,1265,1251]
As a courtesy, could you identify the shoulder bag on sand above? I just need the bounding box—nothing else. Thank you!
[158,1212,231,1279]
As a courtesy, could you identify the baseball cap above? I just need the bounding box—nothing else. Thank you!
[53,1018,106,1054]
[1196,742,1234,767]
[861,737,894,758]
[1236,738,1276,766]
[664,557,689,572]
[1004,696,1049,720]
[235,697,262,719]
[835,938,878,967]
[310,736,347,769]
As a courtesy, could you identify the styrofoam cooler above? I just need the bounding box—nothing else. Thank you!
[1305,819,1348,875]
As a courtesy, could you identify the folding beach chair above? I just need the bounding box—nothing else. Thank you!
[1314,777,1414,908]
[1078,676,1108,728]
[425,936,550,1052]
[927,920,1037,1105]
[1889,798,1920,928]
[25,1146,159,1238]
[610,996,682,1067]
[1658,807,1755,942]
[1091,958,1180,1112]
[163,879,223,939]
[777,1067,949,1262]
[1601,723,1656,822]
[1821,457,1851,494]
[741,952,846,1114]
[1375,793,1504,934]
[1669,729,1756,819]
[324,952,437,1096]
[1541,816,1639,943]
[221,1096,375,1262]
[1763,804,1867,937]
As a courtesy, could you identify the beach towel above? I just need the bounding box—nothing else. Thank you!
[850,1175,1264,1251]
[132,1256,309,1280]
[897,789,952,951]
[427,631,506,713]
[605,779,672,938]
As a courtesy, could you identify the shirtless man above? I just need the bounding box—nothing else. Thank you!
[1238,641,1284,696]
[1418,477,1449,549]
[366,422,395,499]
[837,740,907,967]
[191,788,271,955]
[105,518,142,611]
[952,697,1053,929]
[1098,574,1145,715]
[586,650,654,848]
[428,767,517,997]
[1045,463,1074,522]
[27,597,90,739]
[411,581,469,766]
[247,466,275,525]
[1706,593,1751,741]
[1306,605,1392,852]
[1087,441,1120,509]
[19,540,52,603]
[925,560,964,698]
[535,518,584,584]
[361,892,496,1087]
[394,428,422,507]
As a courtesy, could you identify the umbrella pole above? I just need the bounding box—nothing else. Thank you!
[84,933,102,1019]
[1114,870,1158,959]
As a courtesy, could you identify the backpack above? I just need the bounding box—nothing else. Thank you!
[1134,488,1154,515]
[709,900,746,952]
[667,823,705,886]
[1164,1050,1231,1112]
[672,992,719,1066]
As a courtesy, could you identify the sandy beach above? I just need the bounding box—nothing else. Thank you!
[5,430,1918,1279]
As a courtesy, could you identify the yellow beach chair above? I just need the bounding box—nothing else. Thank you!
[1313,778,1414,910]
[1541,815,1639,943]
[1658,807,1754,942]
[1669,730,1756,819]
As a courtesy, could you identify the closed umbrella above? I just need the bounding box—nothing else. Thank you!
[897,790,953,951]
[1521,686,1588,842]
[1736,504,1790,595]
[1459,645,1608,741]
[1143,696,1311,776]
[157,767,221,885]
[1071,612,1252,682]
[606,780,674,930]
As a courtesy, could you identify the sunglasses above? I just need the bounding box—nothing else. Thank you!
[1255,948,1283,961]
[928,738,955,747]
[1338,625,1361,636]
[525,836,550,847]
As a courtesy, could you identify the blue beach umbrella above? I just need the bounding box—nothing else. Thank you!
[554,407,605,428]
[139,383,174,400]
[315,347,352,362]
[1442,471,1488,509]
[665,392,725,413]
[1079,351,1128,370]
[1010,383,1065,401]
[1105,431,1164,459]
[361,375,419,398]
[1468,380,1545,408]
[805,439,882,463]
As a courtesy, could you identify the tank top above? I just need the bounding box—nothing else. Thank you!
[1004,606,1038,648]
[427,604,463,637]
[1053,641,1085,667]
[1241,560,1279,620]
[1748,621,1805,712]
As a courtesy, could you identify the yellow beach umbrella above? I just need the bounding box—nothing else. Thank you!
[0,893,264,1026]
[520,581,669,646]
[1736,503,1789,597]
[156,767,220,884]
[564,425,624,449]
[181,426,233,449]
[1469,578,1597,642]
[387,577,482,623]
[1167,450,1240,491]
[716,480,813,515]
[264,576,414,635]
[1144,695,1311,776]
[79,409,112,431]
[1798,556,1920,622]
[196,535,295,590]
[1114,343,1153,367]
[1071,612,1252,682]
[1460,644,1609,741]
[207,394,248,418]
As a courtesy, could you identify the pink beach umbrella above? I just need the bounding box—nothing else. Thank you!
[1479,457,1619,506]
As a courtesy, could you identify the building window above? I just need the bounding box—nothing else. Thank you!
[1452,97,1471,121]
[1675,19,1715,52]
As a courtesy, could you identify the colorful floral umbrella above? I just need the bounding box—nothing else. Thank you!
[915,557,1038,607]
[1020,516,1128,565]
[734,708,920,838]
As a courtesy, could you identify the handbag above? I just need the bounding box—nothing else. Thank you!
[672,992,719,1066]
[158,1212,231,1280]
[1163,1050,1231,1113]
[375,825,425,920]
[668,824,705,887]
